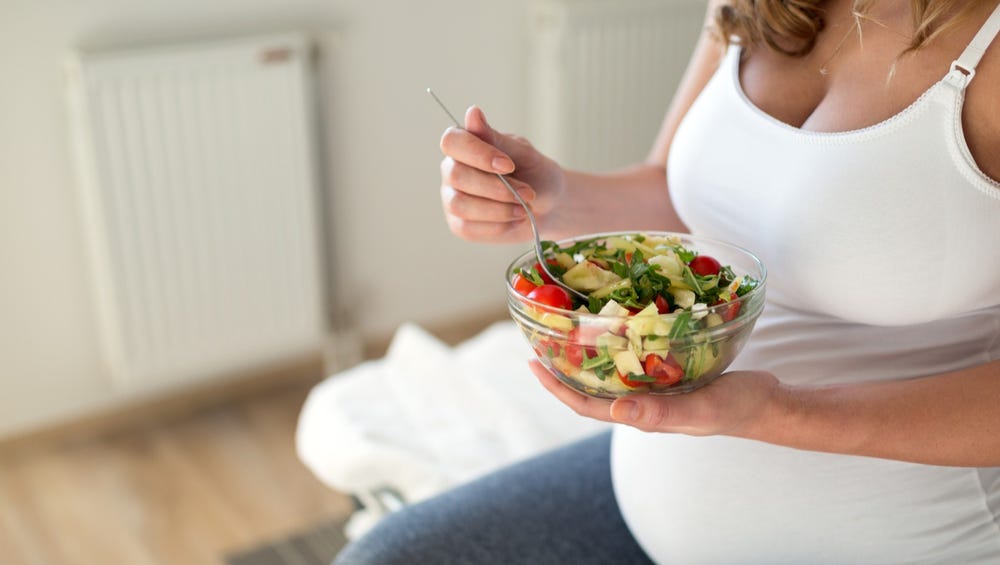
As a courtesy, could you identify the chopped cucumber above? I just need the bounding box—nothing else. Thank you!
[613,349,644,377]
[563,260,622,292]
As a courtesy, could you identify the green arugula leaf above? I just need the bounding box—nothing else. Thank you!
[736,276,759,297]
[719,265,736,285]
[610,260,630,279]
[553,237,604,256]
[592,362,613,381]
[609,287,641,309]
[630,261,650,280]
[668,310,694,339]
[581,351,614,371]
[625,373,656,383]
[521,267,545,286]
[681,267,703,294]
[676,248,696,263]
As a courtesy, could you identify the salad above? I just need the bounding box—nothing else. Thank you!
[508,232,763,397]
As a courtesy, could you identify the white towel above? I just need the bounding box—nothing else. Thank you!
[295,321,609,538]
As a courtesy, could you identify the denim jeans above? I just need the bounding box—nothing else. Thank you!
[334,430,654,565]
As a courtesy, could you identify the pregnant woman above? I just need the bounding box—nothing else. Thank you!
[337,0,1000,562]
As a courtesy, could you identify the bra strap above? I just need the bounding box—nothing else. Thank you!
[947,2,1000,88]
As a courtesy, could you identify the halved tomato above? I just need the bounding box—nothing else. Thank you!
[534,339,561,359]
[713,297,742,322]
[512,273,538,296]
[642,353,684,386]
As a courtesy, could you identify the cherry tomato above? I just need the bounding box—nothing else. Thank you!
[526,284,573,310]
[534,339,561,359]
[512,273,538,296]
[564,343,583,367]
[569,327,602,360]
[642,353,684,386]
[689,255,722,276]
[532,261,559,285]
[654,294,672,314]
[713,297,742,322]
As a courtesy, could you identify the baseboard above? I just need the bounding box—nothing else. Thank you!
[0,353,327,454]
[0,309,510,454]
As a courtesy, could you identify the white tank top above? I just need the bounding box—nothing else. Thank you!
[612,6,1000,563]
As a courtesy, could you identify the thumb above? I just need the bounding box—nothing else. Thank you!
[465,105,542,175]
[610,395,707,434]
[463,105,499,145]
[610,396,669,429]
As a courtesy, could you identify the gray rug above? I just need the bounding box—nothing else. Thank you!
[226,517,350,565]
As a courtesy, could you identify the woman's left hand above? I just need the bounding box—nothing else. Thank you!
[529,360,786,438]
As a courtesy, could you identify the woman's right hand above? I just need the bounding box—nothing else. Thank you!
[439,106,566,243]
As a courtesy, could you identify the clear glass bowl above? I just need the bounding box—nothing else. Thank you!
[506,231,767,399]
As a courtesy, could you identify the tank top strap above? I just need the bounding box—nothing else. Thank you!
[946,2,1000,88]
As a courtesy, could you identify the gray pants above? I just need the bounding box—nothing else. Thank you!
[334,431,654,564]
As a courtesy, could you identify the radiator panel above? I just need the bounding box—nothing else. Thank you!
[528,0,707,172]
[68,34,325,389]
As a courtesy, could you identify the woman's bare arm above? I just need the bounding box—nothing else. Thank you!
[758,359,1000,467]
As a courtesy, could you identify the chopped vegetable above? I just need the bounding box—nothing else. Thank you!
[513,232,762,395]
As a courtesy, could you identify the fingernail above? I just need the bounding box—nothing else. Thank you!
[518,187,536,201]
[492,156,514,174]
[612,399,639,422]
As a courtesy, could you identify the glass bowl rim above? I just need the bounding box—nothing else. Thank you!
[505,230,768,321]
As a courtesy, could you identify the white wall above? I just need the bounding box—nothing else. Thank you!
[0,0,533,438]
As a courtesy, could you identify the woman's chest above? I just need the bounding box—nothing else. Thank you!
[738,2,1000,180]
[668,63,1000,326]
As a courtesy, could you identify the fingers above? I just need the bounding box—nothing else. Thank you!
[610,397,674,431]
[440,125,514,175]
[463,105,495,142]
[440,158,536,204]
[529,361,615,423]
[464,107,540,168]
[609,385,727,435]
[438,107,550,244]
[444,216,527,242]
[463,105,510,156]
[528,356,711,432]
[440,154,538,242]
[530,362,780,437]
[441,185,525,222]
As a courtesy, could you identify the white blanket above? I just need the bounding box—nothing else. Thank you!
[295,321,609,538]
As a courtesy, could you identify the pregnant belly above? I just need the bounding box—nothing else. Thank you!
[610,428,1000,564]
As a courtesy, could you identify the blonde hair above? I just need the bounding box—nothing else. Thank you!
[714,0,989,57]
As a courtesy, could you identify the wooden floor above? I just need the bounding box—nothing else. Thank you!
[0,379,356,565]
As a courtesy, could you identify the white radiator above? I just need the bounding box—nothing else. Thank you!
[67,33,326,390]
[528,0,707,172]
